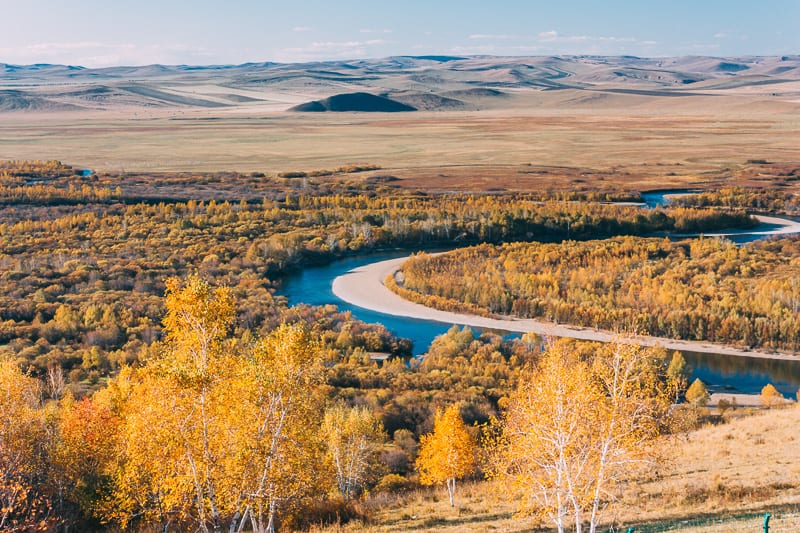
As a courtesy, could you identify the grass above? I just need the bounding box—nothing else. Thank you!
[1,93,799,199]
[313,406,800,532]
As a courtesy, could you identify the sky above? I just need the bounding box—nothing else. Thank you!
[0,0,797,67]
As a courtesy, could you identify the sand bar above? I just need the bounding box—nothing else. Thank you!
[332,215,800,361]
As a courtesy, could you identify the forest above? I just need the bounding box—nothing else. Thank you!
[0,161,756,395]
[0,160,785,532]
[2,275,683,533]
[391,236,800,350]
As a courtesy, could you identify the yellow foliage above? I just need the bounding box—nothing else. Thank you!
[416,403,477,506]
[760,383,785,409]
[499,340,670,533]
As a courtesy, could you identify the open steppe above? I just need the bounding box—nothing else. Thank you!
[2,55,800,194]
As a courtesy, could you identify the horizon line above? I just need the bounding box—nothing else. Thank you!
[2,52,798,71]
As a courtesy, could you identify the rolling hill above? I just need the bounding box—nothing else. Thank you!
[0,55,799,114]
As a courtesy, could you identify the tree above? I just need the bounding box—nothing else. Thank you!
[666,351,690,402]
[101,278,329,533]
[0,360,55,532]
[51,396,120,524]
[416,403,477,507]
[497,340,670,533]
[760,383,784,409]
[321,404,386,500]
[107,275,237,533]
[685,378,710,407]
[226,322,326,533]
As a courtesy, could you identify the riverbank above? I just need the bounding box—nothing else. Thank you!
[332,255,800,362]
[699,214,800,238]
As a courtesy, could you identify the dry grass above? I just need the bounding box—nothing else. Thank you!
[315,407,800,532]
[308,481,530,533]
[1,92,799,198]
[619,406,800,525]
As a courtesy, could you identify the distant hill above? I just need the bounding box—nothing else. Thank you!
[290,92,416,112]
[1,55,799,113]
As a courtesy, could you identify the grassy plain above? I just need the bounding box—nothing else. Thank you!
[1,92,799,196]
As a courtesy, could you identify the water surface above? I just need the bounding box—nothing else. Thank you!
[278,251,800,396]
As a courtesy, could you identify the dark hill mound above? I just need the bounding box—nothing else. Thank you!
[290,92,416,112]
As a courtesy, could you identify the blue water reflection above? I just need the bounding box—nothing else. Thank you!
[277,251,800,396]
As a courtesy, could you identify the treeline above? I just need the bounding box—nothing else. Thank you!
[672,186,800,214]
[393,236,800,350]
[0,183,122,205]
[278,164,382,178]
[0,160,75,180]
[0,278,681,532]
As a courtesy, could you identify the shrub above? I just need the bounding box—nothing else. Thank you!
[374,474,414,494]
[760,383,784,408]
[281,498,370,531]
[685,378,710,407]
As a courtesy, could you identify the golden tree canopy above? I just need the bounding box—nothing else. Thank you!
[416,403,476,506]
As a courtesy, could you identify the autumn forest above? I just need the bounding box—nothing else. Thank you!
[1,159,799,532]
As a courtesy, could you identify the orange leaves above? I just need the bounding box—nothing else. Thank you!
[0,360,55,532]
[416,403,477,506]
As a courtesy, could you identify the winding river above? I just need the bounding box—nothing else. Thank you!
[278,195,800,396]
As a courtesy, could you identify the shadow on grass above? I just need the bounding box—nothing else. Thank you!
[381,511,516,530]
[616,502,800,533]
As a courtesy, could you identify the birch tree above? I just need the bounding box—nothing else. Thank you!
[226,322,326,533]
[321,404,386,501]
[499,340,669,533]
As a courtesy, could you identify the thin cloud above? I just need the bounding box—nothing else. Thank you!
[469,34,517,40]
[0,42,213,67]
[360,28,392,34]
[279,39,389,61]
[448,29,664,57]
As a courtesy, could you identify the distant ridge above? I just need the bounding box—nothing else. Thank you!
[290,92,416,112]
[2,55,800,113]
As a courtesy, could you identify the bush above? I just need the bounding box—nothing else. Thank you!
[278,171,308,179]
[669,404,703,433]
[374,473,415,494]
[685,378,710,407]
[760,383,784,408]
[381,448,411,475]
[282,497,370,531]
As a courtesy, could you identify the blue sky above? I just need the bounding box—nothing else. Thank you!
[1,0,797,67]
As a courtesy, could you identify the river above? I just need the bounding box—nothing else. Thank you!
[277,193,800,396]
[278,249,800,396]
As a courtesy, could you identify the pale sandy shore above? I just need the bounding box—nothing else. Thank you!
[693,214,800,238]
[332,216,800,361]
